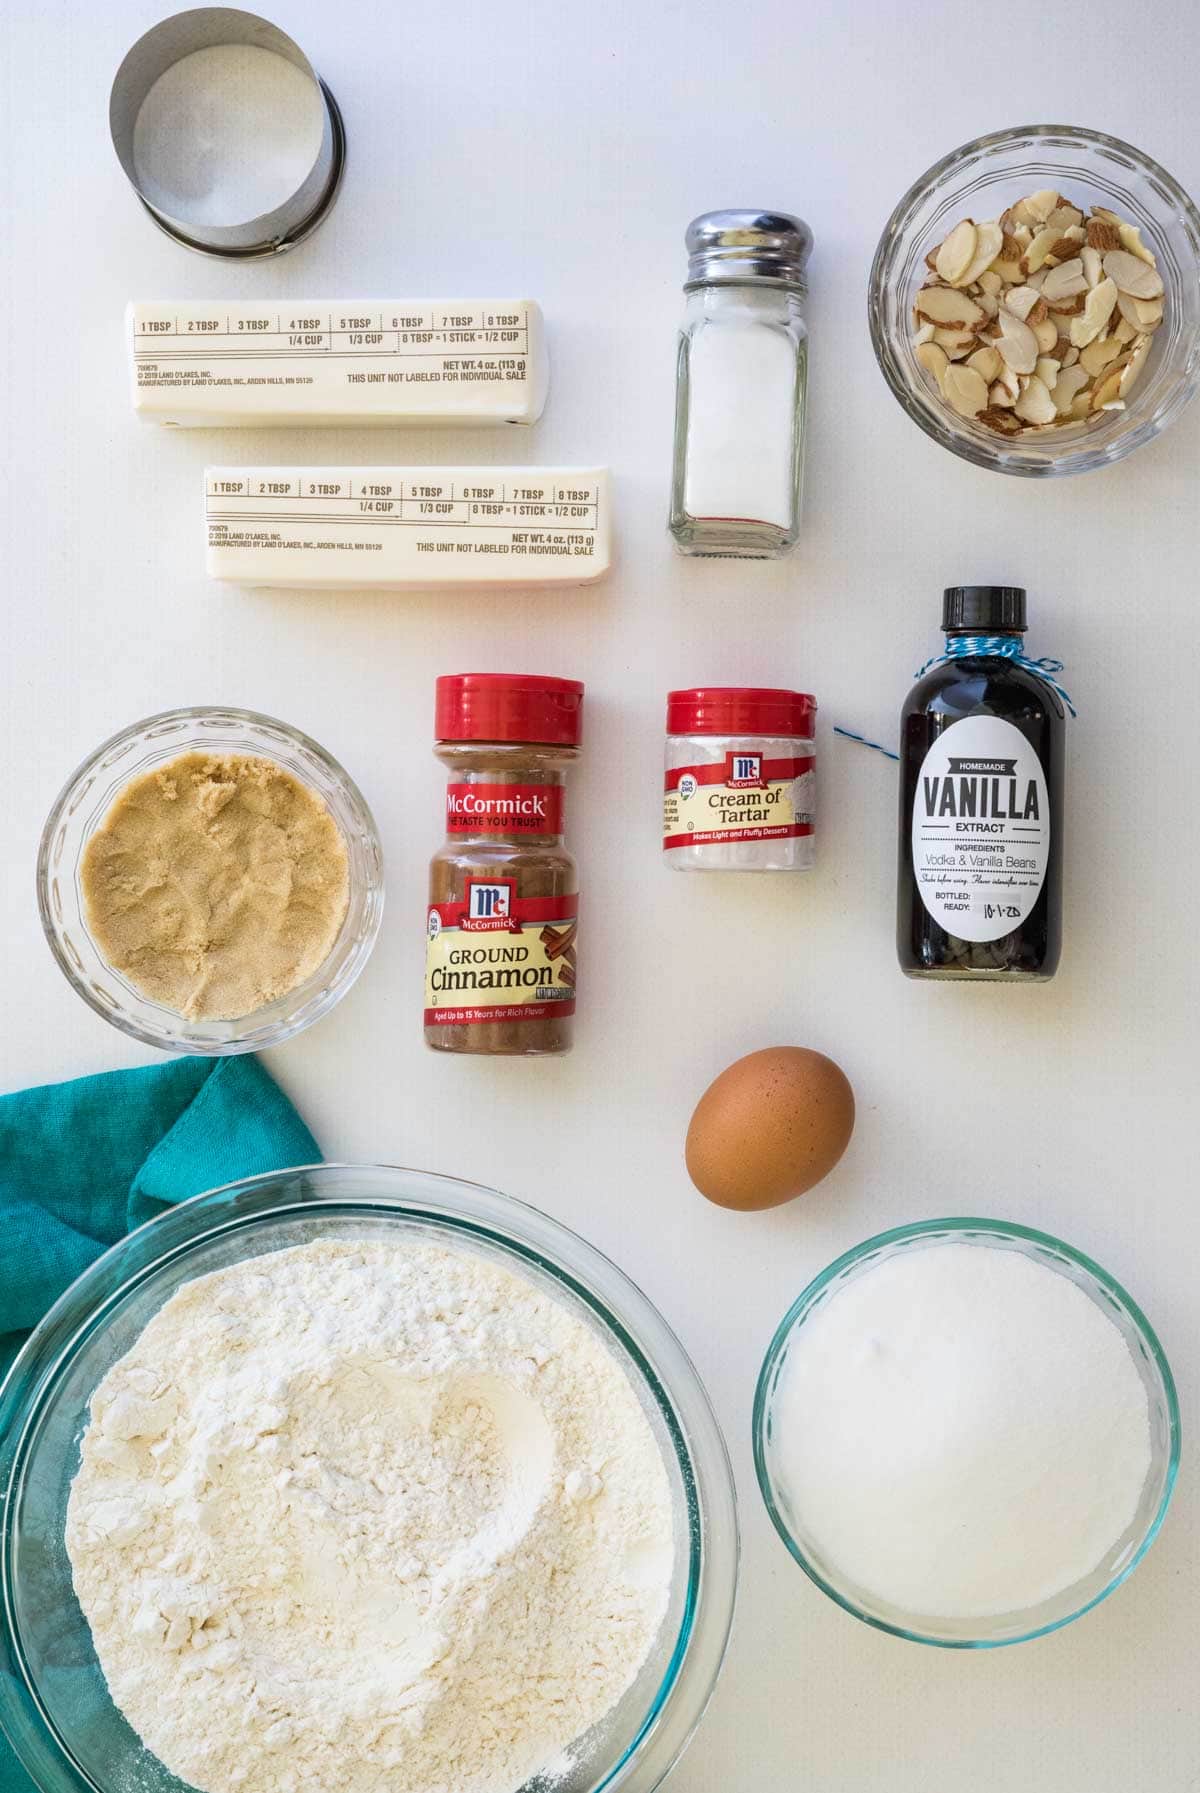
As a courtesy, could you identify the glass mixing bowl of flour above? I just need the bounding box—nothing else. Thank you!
[0,1165,738,1793]
[754,1218,1179,1647]
[37,707,384,1055]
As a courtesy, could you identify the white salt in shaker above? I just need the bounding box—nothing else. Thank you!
[669,210,812,558]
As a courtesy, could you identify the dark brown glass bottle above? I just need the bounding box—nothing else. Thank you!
[898,586,1065,981]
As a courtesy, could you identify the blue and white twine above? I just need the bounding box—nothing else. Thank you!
[835,634,1076,762]
[831,725,900,761]
[913,635,1076,717]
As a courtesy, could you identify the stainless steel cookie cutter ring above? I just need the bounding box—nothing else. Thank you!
[109,7,346,258]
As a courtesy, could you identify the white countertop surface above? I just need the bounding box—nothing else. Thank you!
[2,0,1197,1786]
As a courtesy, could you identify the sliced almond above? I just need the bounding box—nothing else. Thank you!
[1041,258,1088,302]
[935,218,978,285]
[932,328,978,358]
[1014,374,1057,425]
[1119,337,1151,395]
[1103,250,1164,300]
[915,286,986,328]
[1079,333,1123,376]
[1085,217,1121,252]
[967,344,1003,383]
[942,362,990,418]
[1023,227,1063,274]
[1051,365,1090,415]
[1117,221,1157,267]
[1026,188,1061,223]
[1002,284,1043,321]
[1046,204,1083,232]
[916,341,951,391]
[1070,277,1118,348]
[978,405,1023,435]
[991,362,1021,405]
[1091,362,1128,411]
[912,192,1164,436]
[956,221,1005,288]
[996,310,1039,374]
[1115,290,1161,332]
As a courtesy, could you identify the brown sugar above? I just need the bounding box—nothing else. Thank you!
[81,752,349,1020]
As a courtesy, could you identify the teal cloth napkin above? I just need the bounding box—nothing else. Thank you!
[0,1056,319,1793]
[0,1056,320,1380]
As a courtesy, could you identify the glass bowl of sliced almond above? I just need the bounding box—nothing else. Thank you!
[870,125,1200,475]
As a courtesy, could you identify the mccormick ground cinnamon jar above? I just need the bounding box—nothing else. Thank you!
[425,674,583,1055]
[663,687,816,870]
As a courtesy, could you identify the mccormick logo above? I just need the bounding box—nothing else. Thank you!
[447,791,548,819]
[726,752,769,790]
[461,878,523,933]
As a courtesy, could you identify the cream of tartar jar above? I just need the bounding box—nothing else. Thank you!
[663,687,816,871]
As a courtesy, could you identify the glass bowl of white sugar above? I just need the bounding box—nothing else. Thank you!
[0,1165,738,1793]
[753,1217,1179,1647]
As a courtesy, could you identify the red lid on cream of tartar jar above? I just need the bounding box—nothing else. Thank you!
[435,674,584,746]
[666,687,817,736]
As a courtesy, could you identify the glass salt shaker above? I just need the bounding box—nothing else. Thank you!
[670,209,812,559]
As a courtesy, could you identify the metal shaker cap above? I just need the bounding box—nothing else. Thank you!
[685,210,813,289]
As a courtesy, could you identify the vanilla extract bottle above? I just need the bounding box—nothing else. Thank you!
[898,586,1066,981]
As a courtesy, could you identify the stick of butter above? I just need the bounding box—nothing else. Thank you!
[130,302,548,427]
[206,468,611,589]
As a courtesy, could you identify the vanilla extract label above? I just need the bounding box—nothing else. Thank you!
[912,716,1050,943]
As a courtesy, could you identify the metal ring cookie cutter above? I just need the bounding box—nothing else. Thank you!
[109,7,346,258]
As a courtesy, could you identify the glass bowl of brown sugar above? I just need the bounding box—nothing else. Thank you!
[37,705,384,1054]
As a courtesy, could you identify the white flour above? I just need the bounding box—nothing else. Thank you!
[772,1242,1152,1618]
[67,1239,674,1793]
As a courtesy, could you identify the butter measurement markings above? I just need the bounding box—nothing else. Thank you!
[206,481,601,533]
[135,311,530,359]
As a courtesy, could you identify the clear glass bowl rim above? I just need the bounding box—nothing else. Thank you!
[35,704,385,1054]
[752,1215,1181,1649]
[868,122,1200,477]
[0,1163,739,1793]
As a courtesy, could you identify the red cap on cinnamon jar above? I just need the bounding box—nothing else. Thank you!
[666,687,816,737]
[436,674,584,746]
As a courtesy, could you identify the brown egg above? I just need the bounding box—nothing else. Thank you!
[685,1047,855,1211]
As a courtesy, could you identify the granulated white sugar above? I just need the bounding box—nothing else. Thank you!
[772,1241,1152,1618]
